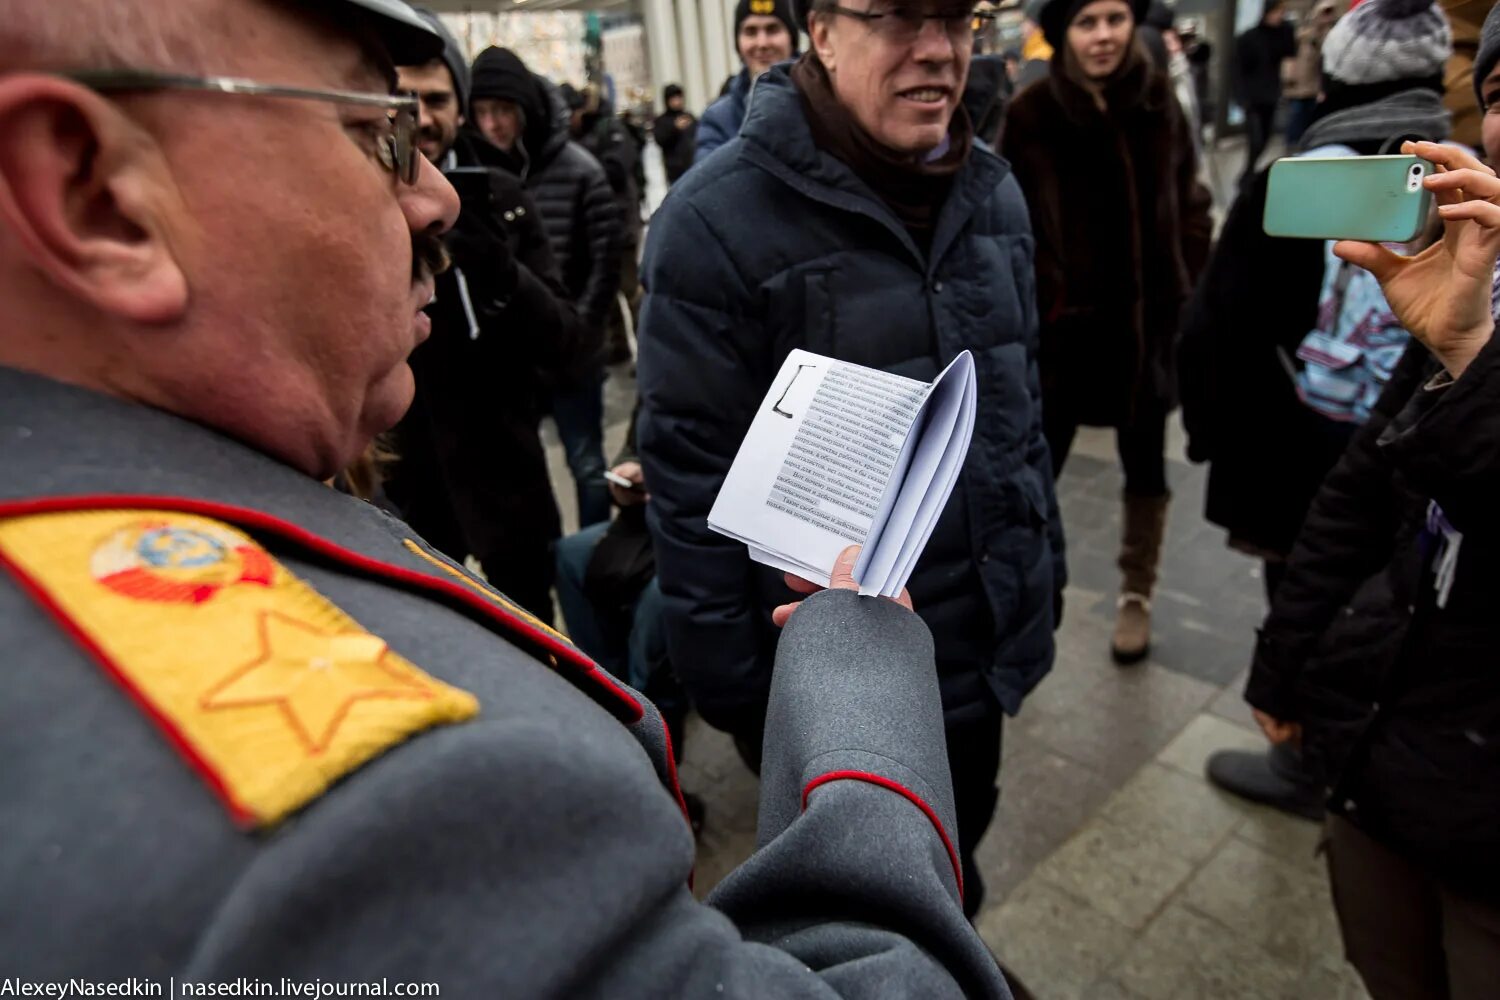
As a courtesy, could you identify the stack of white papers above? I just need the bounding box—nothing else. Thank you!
[708,349,977,597]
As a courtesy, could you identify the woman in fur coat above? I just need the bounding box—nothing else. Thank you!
[1002,0,1212,663]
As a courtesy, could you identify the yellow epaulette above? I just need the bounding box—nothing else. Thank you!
[0,509,479,829]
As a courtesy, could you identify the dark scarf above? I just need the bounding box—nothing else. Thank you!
[791,53,972,249]
[1296,81,1451,152]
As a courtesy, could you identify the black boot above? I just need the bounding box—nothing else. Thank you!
[1206,742,1326,822]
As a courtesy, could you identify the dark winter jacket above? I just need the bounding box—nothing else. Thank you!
[513,76,622,333]
[1178,88,1451,557]
[694,68,753,165]
[577,104,644,249]
[653,109,698,183]
[1245,335,1500,900]
[1177,169,1337,556]
[387,130,596,562]
[1234,21,1296,108]
[637,65,1066,735]
[1002,51,1213,428]
[962,55,1011,148]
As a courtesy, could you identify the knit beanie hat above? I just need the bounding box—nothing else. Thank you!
[1321,0,1452,87]
[407,6,469,112]
[744,0,800,42]
[470,46,541,116]
[1474,0,1500,106]
[1039,0,1150,49]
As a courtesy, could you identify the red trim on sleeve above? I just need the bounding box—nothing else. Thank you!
[656,717,694,886]
[0,545,256,827]
[801,770,964,902]
[0,495,643,724]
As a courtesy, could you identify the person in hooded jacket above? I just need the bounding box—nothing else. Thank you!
[383,10,596,624]
[654,84,698,184]
[1181,0,1454,819]
[469,47,621,529]
[638,0,1066,918]
[694,0,800,164]
[1002,0,1213,666]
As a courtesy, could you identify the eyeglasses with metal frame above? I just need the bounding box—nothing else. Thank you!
[60,69,421,186]
[820,4,995,43]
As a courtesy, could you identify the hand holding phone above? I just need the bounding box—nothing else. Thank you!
[1333,140,1500,379]
[1264,153,1434,242]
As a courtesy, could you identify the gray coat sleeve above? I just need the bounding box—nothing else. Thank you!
[183,591,1009,998]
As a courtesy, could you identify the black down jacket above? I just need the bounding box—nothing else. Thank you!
[637,65,1066,736]
[512,75,621,333]
[1247,336,1500,899]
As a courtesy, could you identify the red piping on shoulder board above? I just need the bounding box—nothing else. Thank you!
[802,770,964,902]
[0,495,644,724]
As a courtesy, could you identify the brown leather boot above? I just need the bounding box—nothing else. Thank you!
[1112,492,1170,664]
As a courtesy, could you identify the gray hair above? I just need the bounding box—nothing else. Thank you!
[0,0,222,74]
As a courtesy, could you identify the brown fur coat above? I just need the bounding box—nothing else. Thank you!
[1002,47,1213,427]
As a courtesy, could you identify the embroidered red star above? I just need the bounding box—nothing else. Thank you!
[202,611,432,752]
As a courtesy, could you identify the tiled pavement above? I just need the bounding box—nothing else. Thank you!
[543,368,1367,1000]
[537,134,1362,1000]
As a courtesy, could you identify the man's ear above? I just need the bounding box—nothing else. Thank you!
[0,76,188,325]
[808,13,836,70]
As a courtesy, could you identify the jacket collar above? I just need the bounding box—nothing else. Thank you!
[736,65,1010,272]
[729,66,752,106]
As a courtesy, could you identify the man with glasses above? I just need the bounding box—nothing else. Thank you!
[382,8,594,625]
[0,1,1013,993]
[639,0,1066,919]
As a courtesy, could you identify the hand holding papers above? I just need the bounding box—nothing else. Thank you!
[708,349,978,597]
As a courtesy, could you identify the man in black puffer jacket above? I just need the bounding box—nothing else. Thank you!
[1238,137,1500,995]
[637,0,1065,917]
[470,47,621,528]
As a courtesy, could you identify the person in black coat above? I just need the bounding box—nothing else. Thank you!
[468,48,621,529]
[1232,137,1500,995]
[385,11,597,624]
[652,84,698,184]
[1234,0,1296,188]
[638,3,1065,918]
[1002,0,1213,664]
